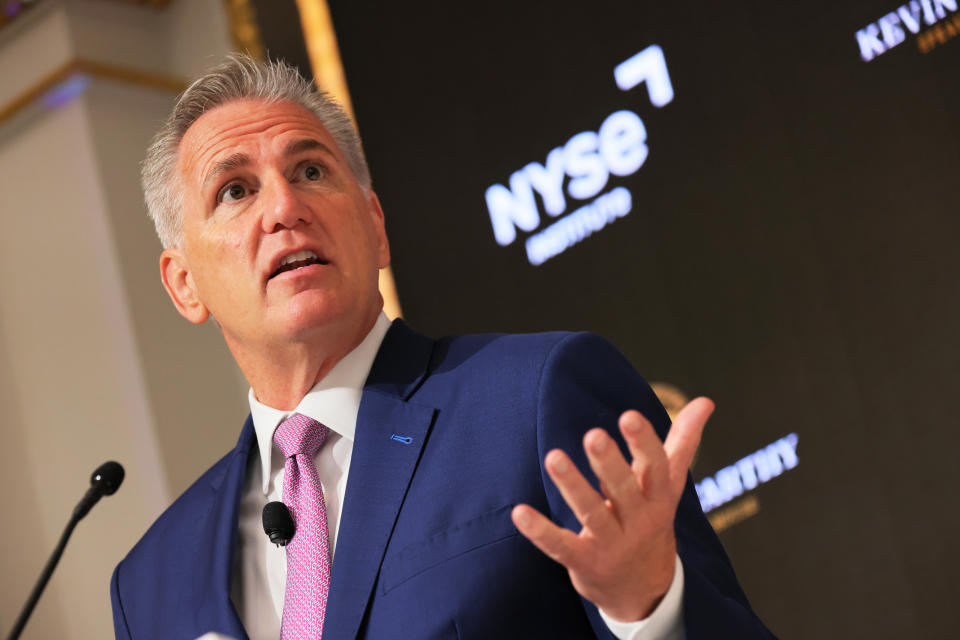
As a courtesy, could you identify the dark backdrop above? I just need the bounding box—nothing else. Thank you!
[263,1,960,636]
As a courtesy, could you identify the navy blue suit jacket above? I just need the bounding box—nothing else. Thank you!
[111,321,772,639]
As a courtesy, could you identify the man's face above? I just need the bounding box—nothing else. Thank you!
[161,99,389,352]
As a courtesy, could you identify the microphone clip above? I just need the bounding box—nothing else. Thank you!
[262,501,296,547]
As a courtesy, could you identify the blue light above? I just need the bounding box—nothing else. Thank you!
[42,74,91,110]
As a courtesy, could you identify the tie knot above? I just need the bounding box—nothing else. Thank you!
[273,413,330,459]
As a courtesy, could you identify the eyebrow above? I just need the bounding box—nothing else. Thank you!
[284,138,336,158]
[203,152,250,189]
[201,139,337,189]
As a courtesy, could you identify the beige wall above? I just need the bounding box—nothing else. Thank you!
[0,1,249,637]
[82,76,252,498]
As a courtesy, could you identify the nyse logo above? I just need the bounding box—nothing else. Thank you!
[485,45,674,266]
[856,0,958,61]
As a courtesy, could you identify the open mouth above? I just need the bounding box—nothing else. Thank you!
[269,250,328,279]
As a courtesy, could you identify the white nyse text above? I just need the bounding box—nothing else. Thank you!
[485,44,674,265]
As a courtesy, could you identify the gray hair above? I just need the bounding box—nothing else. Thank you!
[142,54,371,248]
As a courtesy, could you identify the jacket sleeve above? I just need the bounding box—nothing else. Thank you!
[534,332,775,639]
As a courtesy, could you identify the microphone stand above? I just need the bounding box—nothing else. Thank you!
[5,461,124,640]
[6,511,83,640]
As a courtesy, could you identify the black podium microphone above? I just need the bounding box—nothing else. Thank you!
[262,501,296,546]
[6,461,125,640]
[75,461,124,519]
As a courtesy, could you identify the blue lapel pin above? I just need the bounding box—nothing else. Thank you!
[389,434,413,445]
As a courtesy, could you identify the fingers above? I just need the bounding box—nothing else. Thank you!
[544,449,621,538]
[582,429,646,517]
[528,397,714,563]
[512,503,581,566]
[618,411,670,498]
[663,397,713,493]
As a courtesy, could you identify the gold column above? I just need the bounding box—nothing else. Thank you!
[224,0,266,59]
[295,0,403,320]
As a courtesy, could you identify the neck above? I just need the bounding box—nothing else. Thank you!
[229,309,380,410]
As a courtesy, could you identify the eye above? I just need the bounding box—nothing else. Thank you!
[299,163,325,182]
[219,183,247,203]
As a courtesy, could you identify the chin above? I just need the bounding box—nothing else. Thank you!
[281,291,371,339]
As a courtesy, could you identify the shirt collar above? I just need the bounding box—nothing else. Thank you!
[248,312,392,494]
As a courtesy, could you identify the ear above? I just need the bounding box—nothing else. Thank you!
[160,248,209,324]
[367,190,391,269]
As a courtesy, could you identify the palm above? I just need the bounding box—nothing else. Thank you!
[511,397,714,621]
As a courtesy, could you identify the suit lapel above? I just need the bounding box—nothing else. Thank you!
[323,321,437,639]
[186,416,254,640]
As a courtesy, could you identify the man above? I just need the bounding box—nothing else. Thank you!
[110,55,772,639]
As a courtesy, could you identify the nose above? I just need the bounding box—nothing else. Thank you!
[260,174,309,234]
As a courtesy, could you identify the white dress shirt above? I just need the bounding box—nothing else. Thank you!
[229,312,684,640]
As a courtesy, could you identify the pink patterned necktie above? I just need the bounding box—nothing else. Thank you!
[273,413,332,639]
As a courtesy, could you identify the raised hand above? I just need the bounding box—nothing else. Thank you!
[511,397,714,622]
